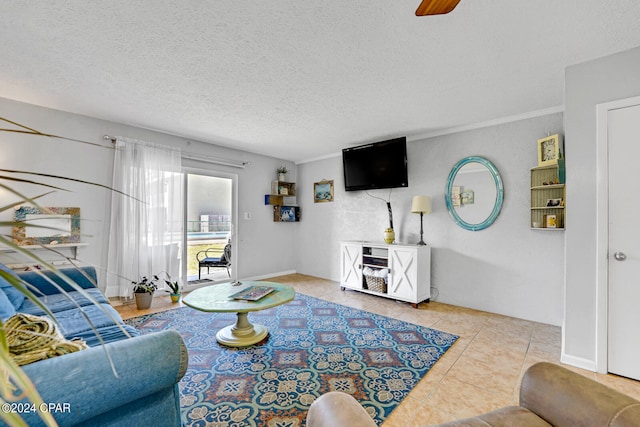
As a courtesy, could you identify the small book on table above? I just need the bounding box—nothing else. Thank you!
[229,285,275,301]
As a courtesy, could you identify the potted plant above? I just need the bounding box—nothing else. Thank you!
[132,275,159,309]
[164,274,181,303]
[277,165,288,181]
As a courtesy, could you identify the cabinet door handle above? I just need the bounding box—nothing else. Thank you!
[613,252,627,261]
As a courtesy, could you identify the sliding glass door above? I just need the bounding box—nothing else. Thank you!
[183,170,236,289]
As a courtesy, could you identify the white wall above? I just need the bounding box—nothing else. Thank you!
[563,45,640,368]
[0,98,565,327]
[297,113,565,326]
[0,97,297,285]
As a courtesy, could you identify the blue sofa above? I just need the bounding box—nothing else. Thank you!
[0,264,188,426]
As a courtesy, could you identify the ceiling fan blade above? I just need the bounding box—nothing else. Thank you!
[415,0,462,16]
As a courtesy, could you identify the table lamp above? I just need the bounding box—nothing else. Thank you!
[411,196,432,245]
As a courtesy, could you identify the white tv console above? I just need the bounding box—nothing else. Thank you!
[339,241,431,307]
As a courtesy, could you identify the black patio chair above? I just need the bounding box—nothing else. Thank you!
[196,242,231,280]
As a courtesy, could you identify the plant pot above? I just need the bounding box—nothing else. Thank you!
[278,173,286,181]
[135,292,153,310]
[169,293,181,303]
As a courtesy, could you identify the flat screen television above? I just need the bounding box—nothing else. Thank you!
[342,137,408,191]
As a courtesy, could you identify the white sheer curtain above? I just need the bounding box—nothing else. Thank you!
[106,138,183,298]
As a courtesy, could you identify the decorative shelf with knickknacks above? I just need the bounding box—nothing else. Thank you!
[264,166,300,222]
[531,134,565,230]
[270,180,296,198]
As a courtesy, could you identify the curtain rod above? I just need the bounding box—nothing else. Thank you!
[103,134,250,169]
[181,152,250,169]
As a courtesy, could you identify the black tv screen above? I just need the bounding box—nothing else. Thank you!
[342,137,408,191]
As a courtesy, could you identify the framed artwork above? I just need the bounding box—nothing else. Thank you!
[13,206,81,245]
[546,198,563,207]
[537,134,561,167]
[314,180,334,203]
[279,206,299,222]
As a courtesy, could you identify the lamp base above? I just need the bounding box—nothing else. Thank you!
[416,213,427,246]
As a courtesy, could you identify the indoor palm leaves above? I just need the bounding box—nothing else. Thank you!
[0,117,127,427]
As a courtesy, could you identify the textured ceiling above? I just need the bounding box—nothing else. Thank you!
[2,1,640,162]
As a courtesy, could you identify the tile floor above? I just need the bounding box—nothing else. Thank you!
[114,273,640,426]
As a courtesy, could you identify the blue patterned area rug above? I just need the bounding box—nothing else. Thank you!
[125,293,458,426]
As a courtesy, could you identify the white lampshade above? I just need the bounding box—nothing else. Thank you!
[411,195,432,214]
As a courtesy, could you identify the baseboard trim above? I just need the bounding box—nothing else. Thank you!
[242,270,297,281]
[561,353,597,372]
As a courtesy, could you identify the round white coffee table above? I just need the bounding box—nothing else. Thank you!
[182,281,295,347]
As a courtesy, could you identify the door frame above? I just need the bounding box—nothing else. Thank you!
[182,167,239,290]
[595,95,640,373]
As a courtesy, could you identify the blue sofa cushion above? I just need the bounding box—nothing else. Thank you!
[0,288,16,321]
[17,288,109,315]
[17,266,99,296]
[14,265,140,345]
[0,263,25,308]
[47,303,140,347]
[78,323,141,347]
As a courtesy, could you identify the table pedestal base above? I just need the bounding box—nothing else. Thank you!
[216,312,268,347]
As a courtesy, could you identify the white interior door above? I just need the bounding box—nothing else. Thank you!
[608,103,640,380]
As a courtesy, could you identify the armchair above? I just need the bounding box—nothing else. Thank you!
[306,362,640,427]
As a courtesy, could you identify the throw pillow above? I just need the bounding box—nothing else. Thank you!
[0,288,16,321]
[0,263,25,309]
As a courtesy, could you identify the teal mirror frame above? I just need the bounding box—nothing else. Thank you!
[445,156,504,231]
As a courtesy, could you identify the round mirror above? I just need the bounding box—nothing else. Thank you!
[445,156,504,231]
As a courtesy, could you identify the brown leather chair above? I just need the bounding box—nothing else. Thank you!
[306,362,640,427]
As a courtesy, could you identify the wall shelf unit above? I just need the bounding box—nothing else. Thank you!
[0,242,88,269]
[270,181,296,197]
[530,164,565,230]
[265,180,300,222]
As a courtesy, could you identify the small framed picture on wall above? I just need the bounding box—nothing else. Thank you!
[314,180,334,203]
[280,206,297,222]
